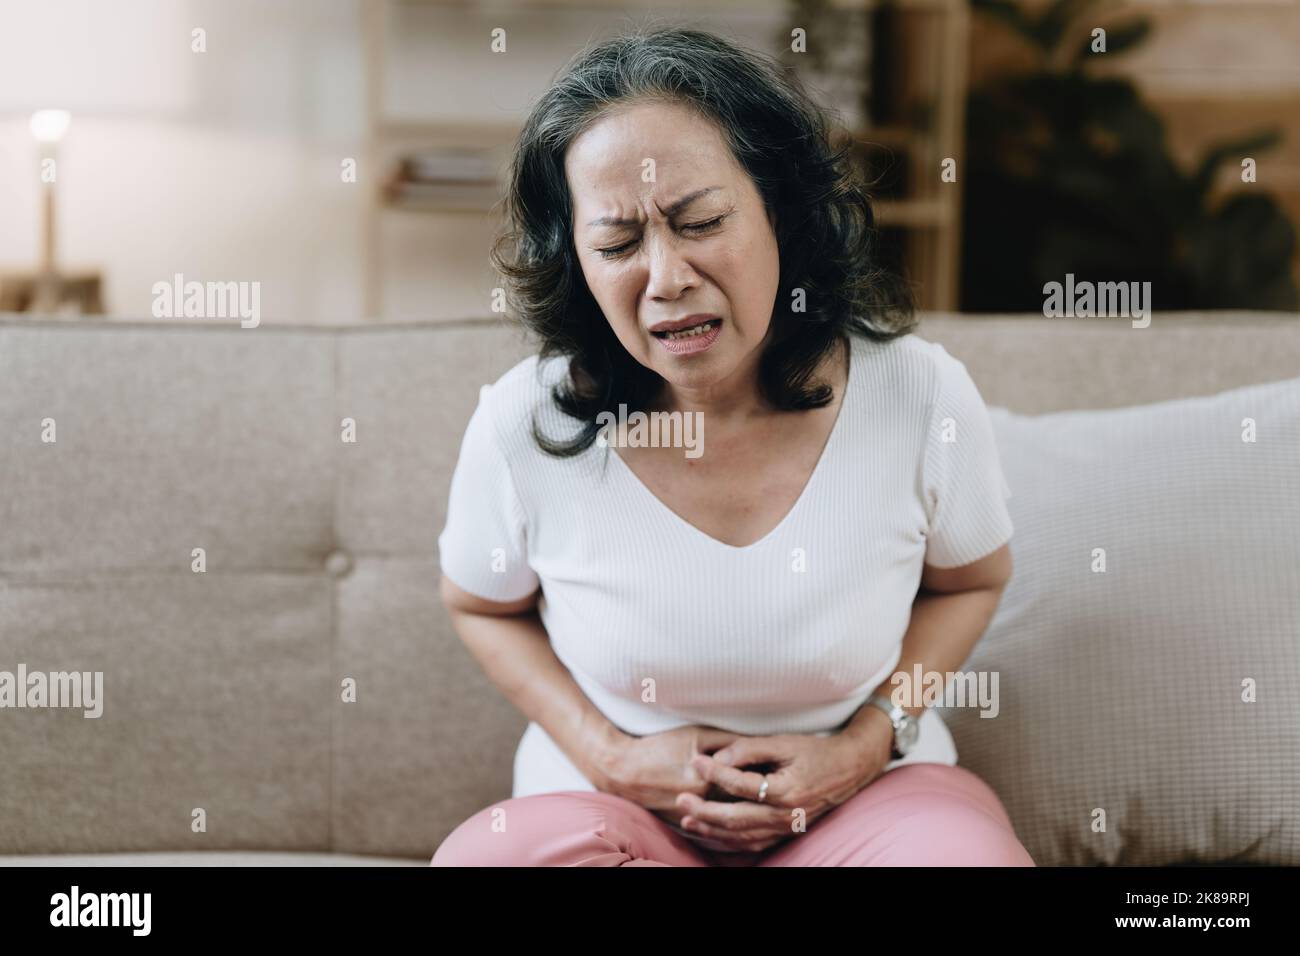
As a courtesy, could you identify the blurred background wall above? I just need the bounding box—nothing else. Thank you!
[0,0,370,322]
[0,0,1296,323]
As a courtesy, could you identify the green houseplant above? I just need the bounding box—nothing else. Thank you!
[962,0,1298,312]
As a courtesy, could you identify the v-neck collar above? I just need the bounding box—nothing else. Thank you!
[605,335,856,553]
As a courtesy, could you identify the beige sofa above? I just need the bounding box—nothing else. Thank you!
[1,311,1297,866]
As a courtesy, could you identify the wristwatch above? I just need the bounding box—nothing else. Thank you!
[866,693,920,760]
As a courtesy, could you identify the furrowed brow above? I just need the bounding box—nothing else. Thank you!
[586,186,721,227]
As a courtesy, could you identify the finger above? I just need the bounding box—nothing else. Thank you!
[682,814,786,847]
[736,835,787,854]
[696,727,743,751]
[682,819,770,851]
[679,795,788,833]
[710,737,790,767]
[691,754,774,803]
[716,838,776,855]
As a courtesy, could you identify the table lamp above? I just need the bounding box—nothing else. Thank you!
[29,109,71,313]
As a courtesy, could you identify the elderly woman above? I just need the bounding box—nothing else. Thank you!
[431,27,1032,867]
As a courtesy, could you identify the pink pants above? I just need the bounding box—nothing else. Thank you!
[431,763,1035,866]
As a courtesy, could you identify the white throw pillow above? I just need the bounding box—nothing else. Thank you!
[938,375,1300,865]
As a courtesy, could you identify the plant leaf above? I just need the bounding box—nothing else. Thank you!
[1191,130,1283,199]
[973,0,1046,50]
[1037,0,1092,55]
[1075,18,1151,64]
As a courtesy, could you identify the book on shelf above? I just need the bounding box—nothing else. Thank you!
[399,147,499,182]
[384,179,501,210]
[383,146,502,209]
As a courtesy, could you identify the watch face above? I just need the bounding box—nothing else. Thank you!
[896,716,920,753]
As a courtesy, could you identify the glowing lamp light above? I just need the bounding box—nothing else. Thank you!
[29,109,72,144]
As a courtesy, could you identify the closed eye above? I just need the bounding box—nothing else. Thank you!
[595,215,727,259]
[682,215,725,236]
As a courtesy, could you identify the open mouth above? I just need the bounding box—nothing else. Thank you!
[651,318,722,341]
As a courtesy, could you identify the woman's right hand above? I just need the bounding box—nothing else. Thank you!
[599,724,744,827]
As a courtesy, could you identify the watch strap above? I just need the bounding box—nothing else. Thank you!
[866,693,906,759]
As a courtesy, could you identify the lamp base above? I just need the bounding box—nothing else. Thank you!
[0,270,103,315]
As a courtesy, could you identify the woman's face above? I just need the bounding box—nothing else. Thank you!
[564,100,781,400]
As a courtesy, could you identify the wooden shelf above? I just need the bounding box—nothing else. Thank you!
[362,0,970,317]
[382,195,503,216]
[375,117,521,145]
[875,200,952,229]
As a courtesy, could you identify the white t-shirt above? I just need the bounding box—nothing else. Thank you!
[438,331,1014,804]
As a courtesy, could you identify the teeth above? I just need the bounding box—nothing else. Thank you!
[663,321,714,340]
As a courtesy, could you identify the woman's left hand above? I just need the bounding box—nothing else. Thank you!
[675,716,895,852]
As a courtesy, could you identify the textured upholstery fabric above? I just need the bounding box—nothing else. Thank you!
[1,311,1297,864]
[950,375,1300,865]
[0,318,537,862]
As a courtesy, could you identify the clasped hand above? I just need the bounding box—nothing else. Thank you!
[603,720,894,854]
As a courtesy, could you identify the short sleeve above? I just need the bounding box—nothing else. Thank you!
[437,384,540,602]
[920,344,1014,569]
